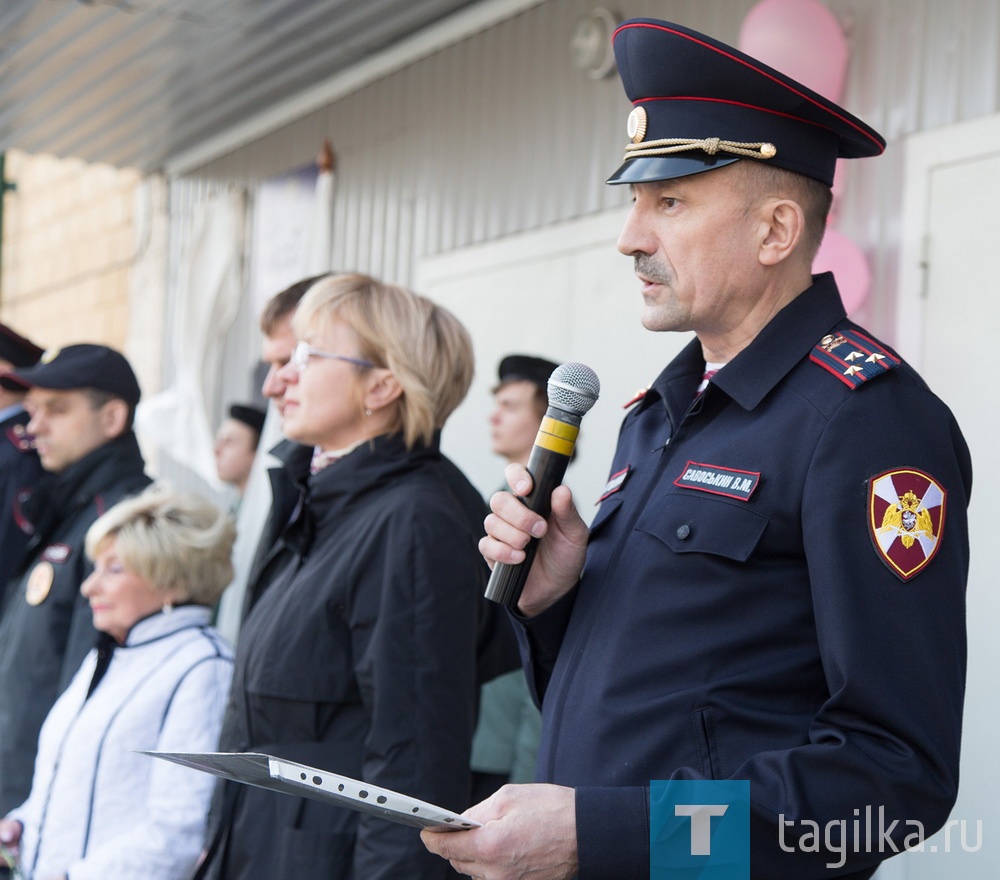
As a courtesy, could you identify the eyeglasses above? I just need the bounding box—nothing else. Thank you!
[291,341,374,373]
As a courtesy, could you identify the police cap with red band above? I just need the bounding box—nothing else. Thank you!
[606,19,885,187]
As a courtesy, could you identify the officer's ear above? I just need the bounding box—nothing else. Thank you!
[757,198,805,267]
[98,398,130,440]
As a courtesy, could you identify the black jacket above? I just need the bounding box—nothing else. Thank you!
[237,435,517,688]
[201,433,482,880]
[0,408,43,586]
[238,439,311,621]
[0,432,149,814]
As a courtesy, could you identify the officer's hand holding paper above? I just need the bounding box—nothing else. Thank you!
[420,783,578,878]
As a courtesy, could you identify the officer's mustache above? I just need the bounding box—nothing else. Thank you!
[634,254,671,285]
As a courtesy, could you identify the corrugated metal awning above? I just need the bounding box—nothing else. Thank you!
[0,0,486,171]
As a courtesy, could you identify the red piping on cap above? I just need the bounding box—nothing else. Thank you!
[636,95,839,137]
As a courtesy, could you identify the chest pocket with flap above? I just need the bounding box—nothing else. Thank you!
[634,490,768,562]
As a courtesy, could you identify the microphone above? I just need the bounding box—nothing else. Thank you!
[484,362,600,609]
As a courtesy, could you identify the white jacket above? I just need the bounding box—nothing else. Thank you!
[8,606,233,880]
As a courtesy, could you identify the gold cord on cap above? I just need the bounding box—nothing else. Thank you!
[623,137,777,161]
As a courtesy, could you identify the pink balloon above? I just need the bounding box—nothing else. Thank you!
[812,228,871,315]
[738,0,848,101]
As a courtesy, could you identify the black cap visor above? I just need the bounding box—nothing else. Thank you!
[606,153,741,185]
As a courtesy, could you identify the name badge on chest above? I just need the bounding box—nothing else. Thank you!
[674,461,761,501]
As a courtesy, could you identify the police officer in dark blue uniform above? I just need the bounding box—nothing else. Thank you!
[0,323,44,585]
[423,19,972,880]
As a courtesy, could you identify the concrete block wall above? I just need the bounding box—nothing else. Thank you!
[0,149,141,352]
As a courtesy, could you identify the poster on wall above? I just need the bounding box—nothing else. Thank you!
[249,163,334,318]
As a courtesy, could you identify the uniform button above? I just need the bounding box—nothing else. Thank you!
[675,524,691,540]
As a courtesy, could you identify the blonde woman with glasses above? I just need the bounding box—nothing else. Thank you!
[199,273,483,880]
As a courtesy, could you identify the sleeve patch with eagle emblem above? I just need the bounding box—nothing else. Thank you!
[868,468,946,581]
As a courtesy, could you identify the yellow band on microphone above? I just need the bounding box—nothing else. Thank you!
[534,417,579,456]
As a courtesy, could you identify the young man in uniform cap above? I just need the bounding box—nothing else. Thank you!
[214,403,267,502]
[425,19,971,879]
[0,323,45,584]
[470,355,560,803]
[488,355,560,469]
[0,344,150,814]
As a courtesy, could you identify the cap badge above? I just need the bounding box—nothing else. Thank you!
[868,468,946,581]
[820,333,847,352]
[40,347,60,364]
[627,106,648,143]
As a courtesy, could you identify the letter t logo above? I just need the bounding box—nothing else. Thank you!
[675,804,729,855]
[650,780,749,879]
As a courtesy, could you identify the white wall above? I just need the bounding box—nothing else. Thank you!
[882,113,1000,878]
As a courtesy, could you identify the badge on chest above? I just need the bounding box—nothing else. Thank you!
[673,461,761,502]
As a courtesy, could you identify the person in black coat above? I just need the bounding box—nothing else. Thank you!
[238,274,510,673]
[199,273,483,880]
[0,323,45,586]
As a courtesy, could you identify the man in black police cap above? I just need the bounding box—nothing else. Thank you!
[0,323,45,585]
[214,403,266,504]
[470,355,560,804]
[425,19,971,879]
[488,355,560,472]
[0,344,151,813]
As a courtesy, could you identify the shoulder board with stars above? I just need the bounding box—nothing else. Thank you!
[809,329,900,389]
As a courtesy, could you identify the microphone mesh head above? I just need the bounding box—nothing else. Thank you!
[547,363,600,416]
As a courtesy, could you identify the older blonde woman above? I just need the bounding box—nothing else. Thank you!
[200,274,483,880]
[0,486,235,880]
